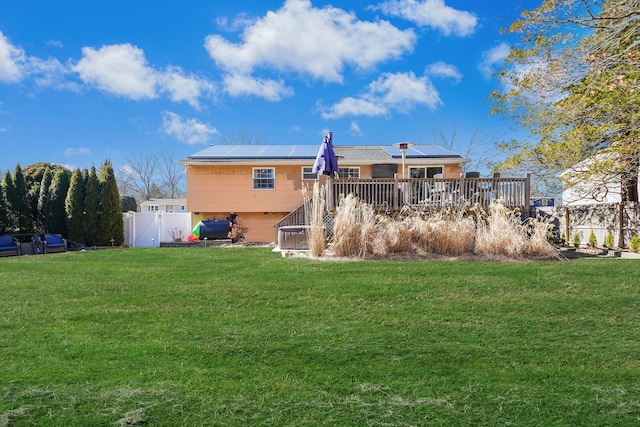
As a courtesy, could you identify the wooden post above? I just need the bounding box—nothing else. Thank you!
[618,203,625,248]
[394,175,399,211]
[564,207,570,247]
[525,174,531,212]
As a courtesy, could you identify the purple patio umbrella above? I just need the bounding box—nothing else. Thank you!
[312,131,339,178]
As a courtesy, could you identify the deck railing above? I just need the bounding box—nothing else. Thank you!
[327,176,530,212]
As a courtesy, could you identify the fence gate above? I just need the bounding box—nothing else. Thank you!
[123,212,191,247]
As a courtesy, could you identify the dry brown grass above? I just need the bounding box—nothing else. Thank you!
[332,194,378,257]
[331,197,559,260]
[303,182,327,257]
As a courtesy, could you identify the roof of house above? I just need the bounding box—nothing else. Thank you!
[181,144,468,165]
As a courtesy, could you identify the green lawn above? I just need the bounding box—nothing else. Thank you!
[1,248,639,426]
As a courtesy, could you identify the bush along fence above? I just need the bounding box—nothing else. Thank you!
[537,202,640,250]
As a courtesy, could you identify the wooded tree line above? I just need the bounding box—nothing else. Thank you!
[492,0,639,202]
[0,160,124,246]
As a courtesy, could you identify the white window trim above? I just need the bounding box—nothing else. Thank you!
[301,166,318,180]
[252,167,276,190]
[338,167,360,179]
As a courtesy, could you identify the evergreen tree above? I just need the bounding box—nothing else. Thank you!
[65,168,86,244]
[48,169,70,236]
[24,163,70,229]
[2,170,16,232]
[12,164,33,232]
[98,160,124,246]
[37,168,53,233]
[120,196,137,212]
[0,170,10,233]
[84,166,101,246]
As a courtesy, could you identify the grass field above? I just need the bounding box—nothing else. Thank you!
[1,248,640,426]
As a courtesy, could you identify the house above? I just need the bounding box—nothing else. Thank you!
[180,144,472,243]
[561,155,639,206]
[139,198,188,213]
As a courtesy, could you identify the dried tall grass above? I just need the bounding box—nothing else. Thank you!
[404,209,475,256]
[474,202,528,258]
[474,202,559,259]
[302,182,326,257]
[331,196,559,260]
[332,194,378,257]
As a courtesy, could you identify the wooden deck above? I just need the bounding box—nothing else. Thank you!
[274,176,531,240]
[327,176,530,212]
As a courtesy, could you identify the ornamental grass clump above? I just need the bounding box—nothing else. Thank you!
[474,202,528,258]
[474,202,558,259]
[332,194,379,257]
[374,216,413,256]
[526,214,561,258]
[403,209,474,256]
[331,197,558,260]
[303,182,327,257]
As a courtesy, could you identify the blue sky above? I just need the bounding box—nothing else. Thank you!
[0,0,539,173]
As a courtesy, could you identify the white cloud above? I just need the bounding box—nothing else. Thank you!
[64,147,91,156]
[0,32,74,90]
[320,71,441,119]
[72,43,214,107]
[349,121,363,136]
[425,61,462,84]
[479,42,510,78]
[222,73,293,101]
[46,40,63,48]
[205,0,415,99]
[320,97,389,119]
[30,56,78,90]
[372,0,477,37]
[0,31,26,83]
[72,44,158,100]
[161,111,218,145]
[158,66,216,108]
[215,13,255,32]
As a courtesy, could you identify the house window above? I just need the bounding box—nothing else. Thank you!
[408,166,443,179]
[338,167,360,178]
[253,168,275,189]
[147,205,159,211]
[302,167,317,180]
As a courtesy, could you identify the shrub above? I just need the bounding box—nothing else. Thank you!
[588,229,597,247]
[604,230,615,248]
[573,233,581,248]
[630,233,640,253]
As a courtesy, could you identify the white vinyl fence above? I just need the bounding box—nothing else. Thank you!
[123,212,192,247]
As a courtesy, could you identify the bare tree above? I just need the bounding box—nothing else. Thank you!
[159,153,185,198]
[118,152,186,201]
[119,153,160,201]
[219,128,269,145]
[418,125,496,174]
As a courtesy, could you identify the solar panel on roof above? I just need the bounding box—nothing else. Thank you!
[383,145,461,158]
[188,145,318,159]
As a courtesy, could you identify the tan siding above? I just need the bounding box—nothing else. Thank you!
[192,211,285,243]
[187,164,308,214]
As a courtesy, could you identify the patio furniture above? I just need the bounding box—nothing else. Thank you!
[0,235,20,257]
[43,234,67,253]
